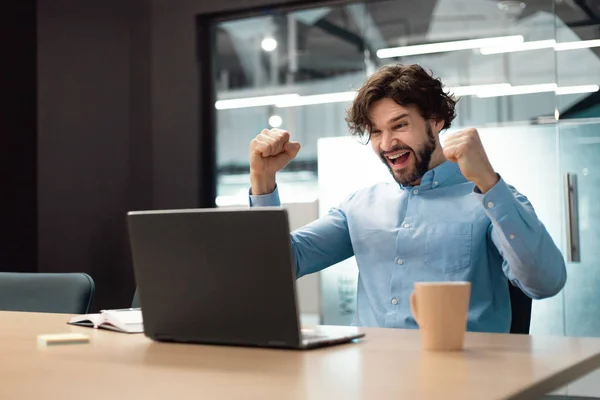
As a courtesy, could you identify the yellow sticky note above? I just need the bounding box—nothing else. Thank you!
[37,333,90,346]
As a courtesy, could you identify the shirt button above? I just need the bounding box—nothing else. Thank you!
[510,234,516,240]
[487,201,495,209]
[413,189,419,195]
[391,297,398,305]
[397,258,404,265]
[433,181,439,187]
[403,223,410,228]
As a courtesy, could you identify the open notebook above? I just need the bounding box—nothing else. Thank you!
[68,309,144,333]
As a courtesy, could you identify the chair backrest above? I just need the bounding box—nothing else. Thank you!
[0,272,95,314]
[508,280,532,334]
[131,287,140,308]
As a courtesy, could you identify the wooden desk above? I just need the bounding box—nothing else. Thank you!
[2,311,600,399]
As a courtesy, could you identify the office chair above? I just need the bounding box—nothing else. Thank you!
[0,272,95,314]
[132,287,140,308]
[508,280,532,334]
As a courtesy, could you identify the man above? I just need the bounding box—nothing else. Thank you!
[247,64,566,333]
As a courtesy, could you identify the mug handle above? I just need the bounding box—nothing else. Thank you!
[410,291,421,326]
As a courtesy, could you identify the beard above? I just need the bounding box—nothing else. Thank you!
[380,123,437,186]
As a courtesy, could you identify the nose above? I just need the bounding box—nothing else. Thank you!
[380,131,397,152]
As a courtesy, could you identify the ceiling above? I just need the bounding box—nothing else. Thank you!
[214,0,600,90]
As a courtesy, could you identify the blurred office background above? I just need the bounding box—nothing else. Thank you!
[211,1,600,395]
[213,0,599,330]
[3,0,600,395]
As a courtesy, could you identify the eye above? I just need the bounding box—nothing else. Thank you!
[370,131,382,136]
[393,122,408,130]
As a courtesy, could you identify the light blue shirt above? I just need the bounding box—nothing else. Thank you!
[249,161,567,333]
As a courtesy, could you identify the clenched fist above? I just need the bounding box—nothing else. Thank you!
[249,128,301,195]
[442,128,499,193]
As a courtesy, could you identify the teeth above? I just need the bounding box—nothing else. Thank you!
[388,151,409,160]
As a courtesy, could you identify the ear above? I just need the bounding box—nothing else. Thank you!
[431,119,444,134]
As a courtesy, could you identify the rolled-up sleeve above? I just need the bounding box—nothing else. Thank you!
[249,186,282,207]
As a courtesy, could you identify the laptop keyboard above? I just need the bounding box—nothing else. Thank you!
[301,329,331,343]
[302,332,327,340]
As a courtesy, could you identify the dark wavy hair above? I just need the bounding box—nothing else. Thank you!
[346,64,458,141]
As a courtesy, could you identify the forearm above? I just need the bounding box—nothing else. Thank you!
[250,187,354,278]
[250,172,276,196]
[484,178,566,299]
[290,213,354,278]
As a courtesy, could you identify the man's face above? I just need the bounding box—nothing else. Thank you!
[368,98,441,186]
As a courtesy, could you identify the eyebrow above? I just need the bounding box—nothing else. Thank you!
[387,113,409,125]
[371,113,409,132]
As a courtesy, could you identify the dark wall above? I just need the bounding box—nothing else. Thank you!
[2,2,37,273]
[37,0,152,310]
[32,0,323,311]
[150,0,305,209]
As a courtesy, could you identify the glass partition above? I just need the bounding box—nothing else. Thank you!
[555,1,600,339]
[553,2,600,395]
[211,0,600,358]
[213,3,367,206]
[212,0,577,206]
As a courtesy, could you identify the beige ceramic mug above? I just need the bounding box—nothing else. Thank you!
[410,281,471,351]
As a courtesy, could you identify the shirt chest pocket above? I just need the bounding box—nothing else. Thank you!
[424,223,472,274]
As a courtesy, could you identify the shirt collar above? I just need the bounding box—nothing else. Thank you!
[399,160,464,190]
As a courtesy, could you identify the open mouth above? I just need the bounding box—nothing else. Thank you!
[386,150,411,168]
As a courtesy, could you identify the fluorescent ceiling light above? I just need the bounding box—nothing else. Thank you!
[215,84,598,110]
[276,85,514,107]
[479,38,600,53]
[476,83,599,98]
[215,94,299,110]
[275,91,357,108]
[477,83,557,98]
[480,39,556,55]
[555,85,599,95]
[555,39,600,51]
[376,35,524,58]
[449,84,511,96]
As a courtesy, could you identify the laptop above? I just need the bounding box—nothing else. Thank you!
[126,207,365,349]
